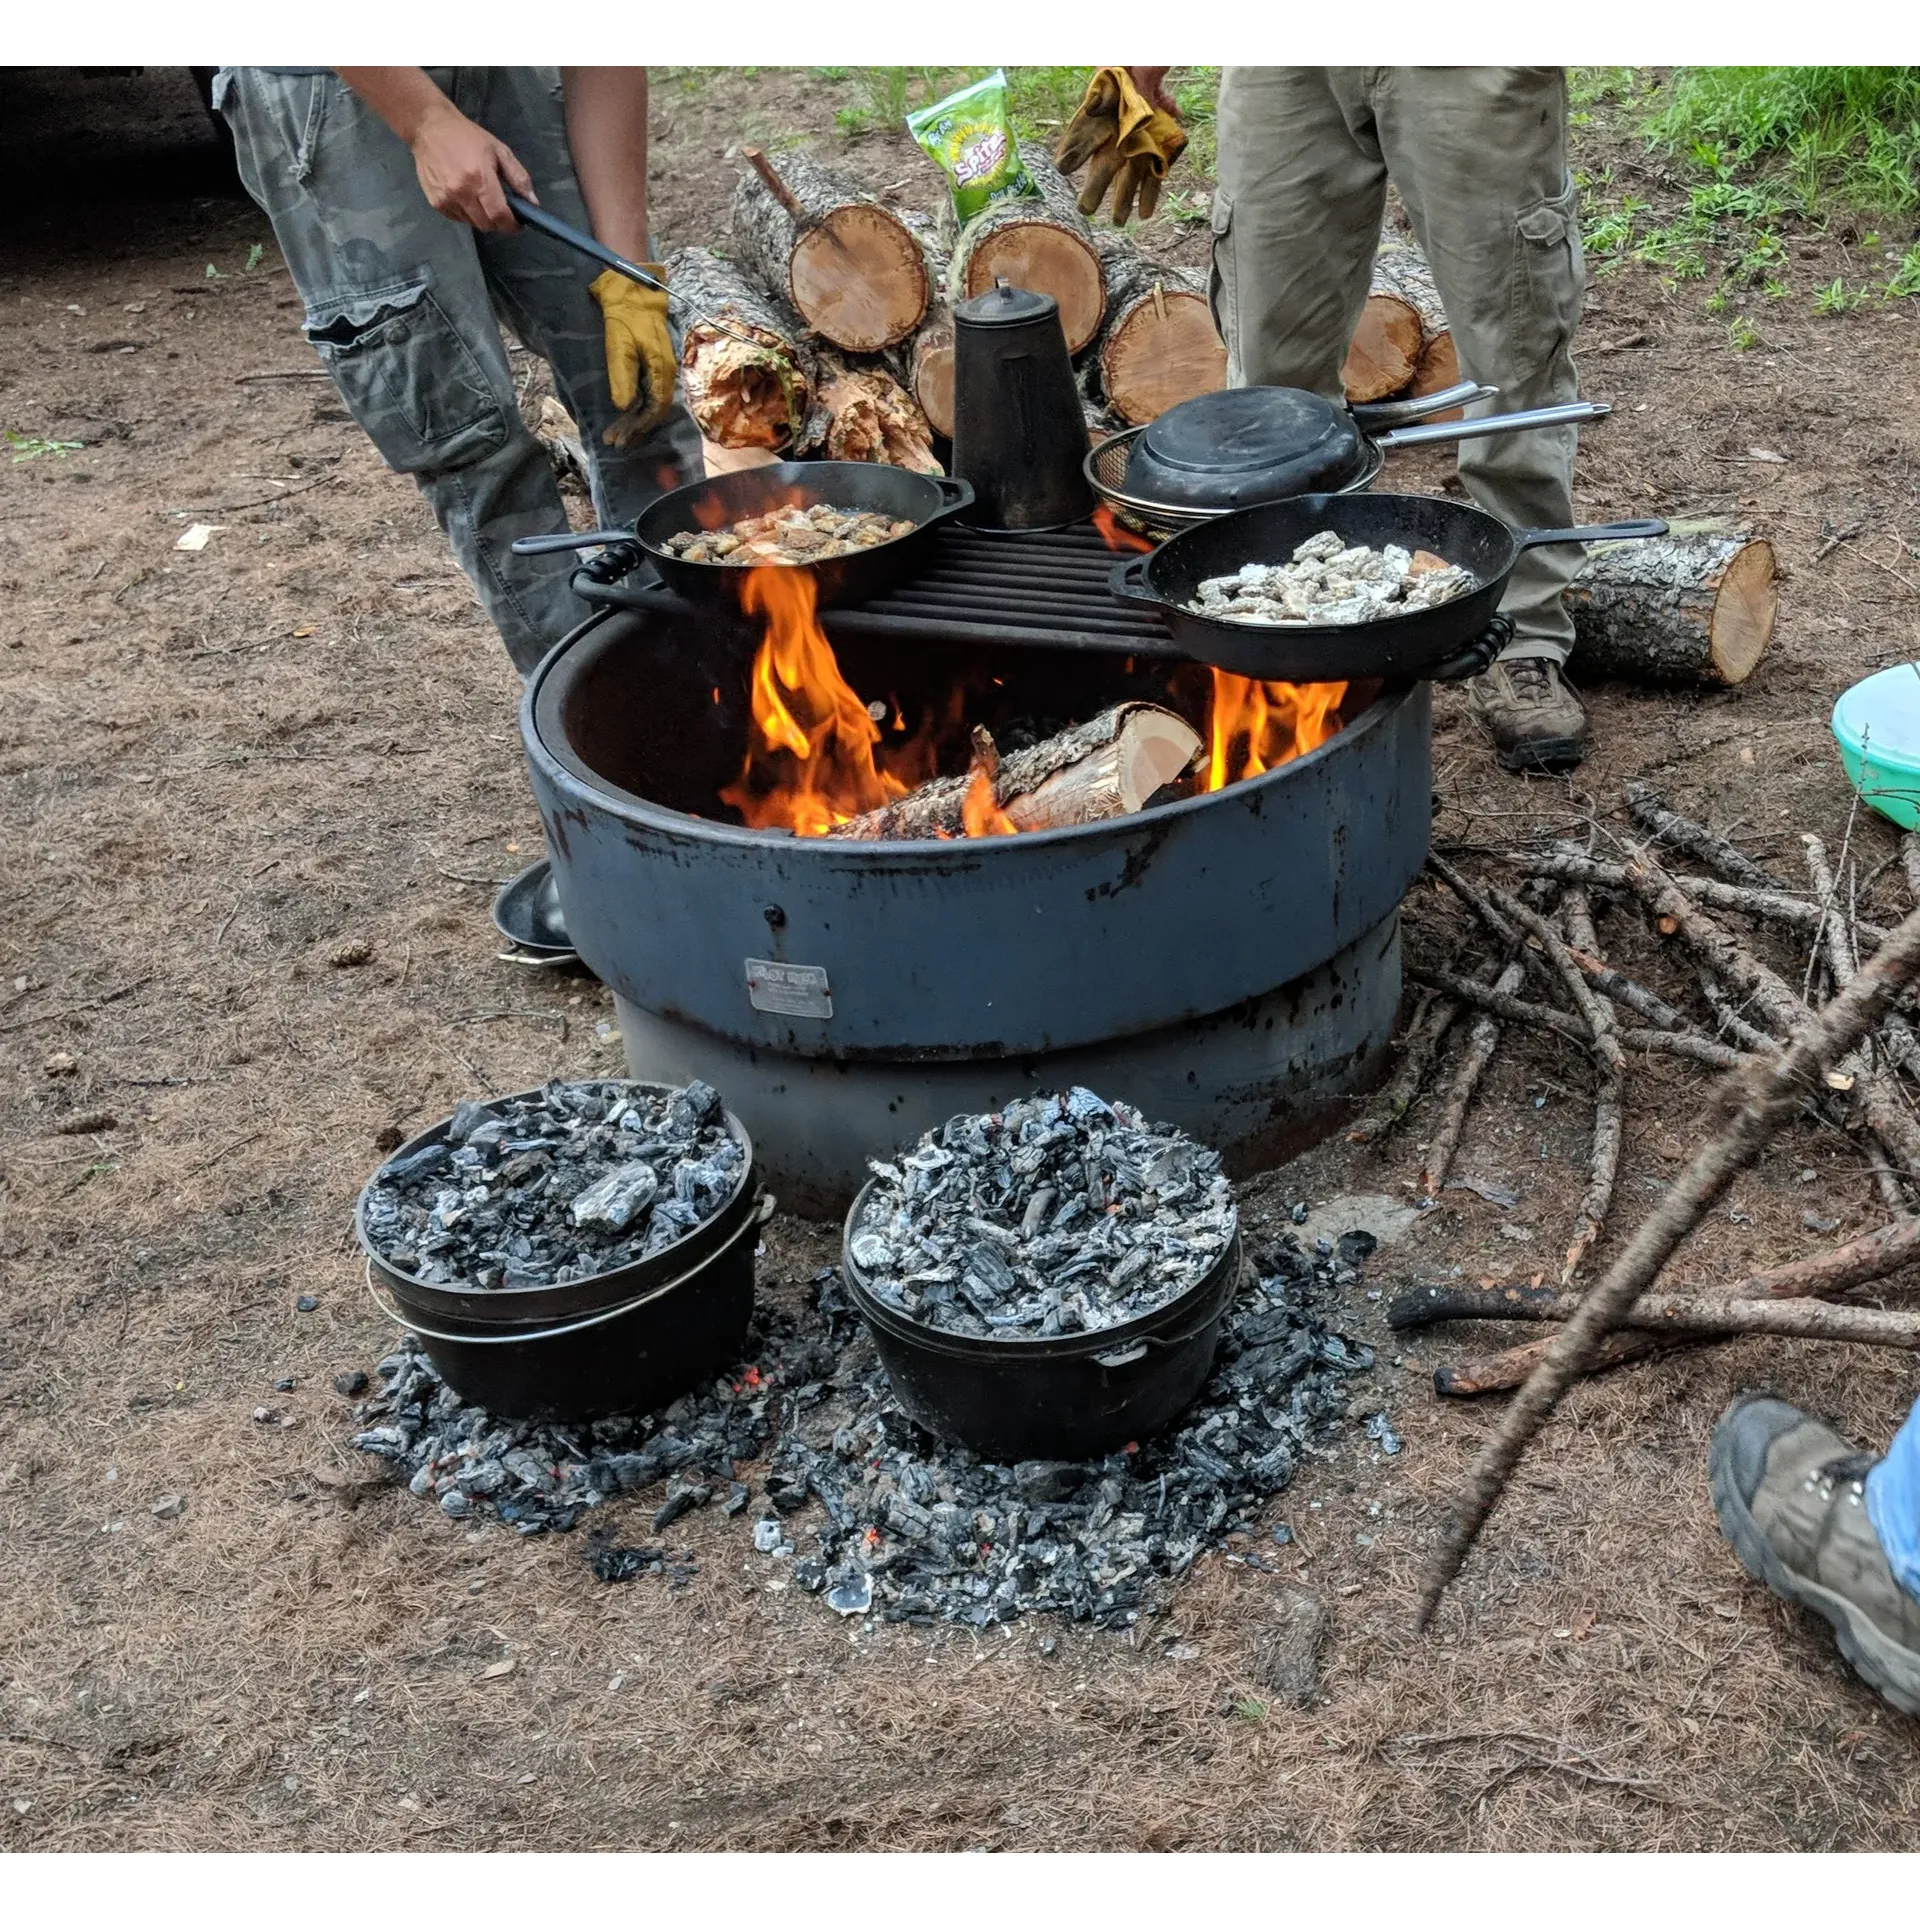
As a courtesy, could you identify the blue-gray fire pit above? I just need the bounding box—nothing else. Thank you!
[522,603,1429,1217]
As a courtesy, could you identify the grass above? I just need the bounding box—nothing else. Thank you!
[6,431,84,461]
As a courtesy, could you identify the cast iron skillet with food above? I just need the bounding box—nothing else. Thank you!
[512,462,974,610]
[1108,491,1666,682]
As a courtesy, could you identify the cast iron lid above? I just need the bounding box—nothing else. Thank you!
[1123,386,1367,510]
[955,280,1059,328]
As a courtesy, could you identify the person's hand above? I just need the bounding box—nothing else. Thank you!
[590,267,678,444]
[409,103,536,232]
[1055,66,1188,225]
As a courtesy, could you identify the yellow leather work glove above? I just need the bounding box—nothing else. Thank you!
[1055,67,1188,226]
[589,266,677,445]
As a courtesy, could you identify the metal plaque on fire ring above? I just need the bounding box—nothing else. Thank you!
[745,958,833,1020]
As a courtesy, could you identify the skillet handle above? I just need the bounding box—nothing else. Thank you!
[927,474,976,522]
[1514,516,1669,551]
[1107,554,1159,607]
[510,528,636,557]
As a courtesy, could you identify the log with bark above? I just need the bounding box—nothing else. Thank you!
[909,315,956,440]
[1569,532,1777,687]
[794,351,941,473]
[729,148,933,352]
[827,704,1200,842]
[947,144,1108,356]
[666,246,815,451]
[1343,240,1458,409]
[1084,235,1227,426]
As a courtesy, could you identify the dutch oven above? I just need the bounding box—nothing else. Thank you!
[356,1082,768,1422]
[841,1180,1243,1462]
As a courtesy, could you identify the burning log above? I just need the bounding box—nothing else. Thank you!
[796,352,942,473]
[1570,533,1777,687]
[827,704,1201,842]
[666,246,814,451]
[730,147,935,353]
[1086,236,1227,426]
[947,145,1108,356]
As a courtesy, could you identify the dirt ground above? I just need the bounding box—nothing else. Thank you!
[5,67,1920,1852]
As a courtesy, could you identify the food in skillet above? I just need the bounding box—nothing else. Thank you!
[1188,530,1476,625]
[664,502,917,565]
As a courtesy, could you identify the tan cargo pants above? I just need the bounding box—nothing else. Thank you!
[1212,67,1586,663]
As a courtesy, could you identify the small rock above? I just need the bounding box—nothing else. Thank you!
[252,1406,277,1425]
[150,1493,187,1520]
[328,939,373,968]
[294,1294,319,1313]
[1289,1201,1310,1225]
[1271,1523,1293,1546]
[43,1050,77,1076]
[332,1369,369,1397]
[1036,1635,1058,1658]
[753,1518,784,1552]
[273,1375,295,1393]
[1249,1586,1328,1707]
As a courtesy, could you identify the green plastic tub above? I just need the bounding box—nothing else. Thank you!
[1832,664,1920,832]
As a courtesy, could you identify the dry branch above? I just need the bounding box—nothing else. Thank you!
[1349,991,1461,1145]
[1421,960,1526,1197]
[1625,782,1780,890]
[1414,896,1920,1629]
[1559,887,1622,1283]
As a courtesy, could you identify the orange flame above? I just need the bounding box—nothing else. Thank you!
[1091,503,1152,553]
[962,762,1018,837]
[1204,671,1348,790]
[718,566,908,835]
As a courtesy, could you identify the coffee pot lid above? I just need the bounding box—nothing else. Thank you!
[955,277,1059,328]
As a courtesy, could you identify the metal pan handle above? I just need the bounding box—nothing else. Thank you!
[1375,400,1612,450]
[1350,380,1498,430]
[510,528,637,557]
[1107,554,1159,607]
[1514,516,1668,551]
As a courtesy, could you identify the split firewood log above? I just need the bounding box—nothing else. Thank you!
[729,147,933,352]
[827,704,1200,842]
[1085,236,1227,426]
[1569,531,1777,687]
[947,144,1107,356]
[665,246,815,452]
[795,352,942,474]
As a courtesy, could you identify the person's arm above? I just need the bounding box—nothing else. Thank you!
[561,67,651,260]
[1126,67,1179,117]
[334,67,535,232]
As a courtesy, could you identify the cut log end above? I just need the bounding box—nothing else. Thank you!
[789,208,930,352]
[1711,540,1779,686]
[1407,331,1461,420]
[911,324,955,440]
[1341,293,1422,404]
[1570,534,1778,689]
[958,225,1106,355]
[1098,289,1228,426]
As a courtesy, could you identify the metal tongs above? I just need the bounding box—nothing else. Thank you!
[503,193,758,345]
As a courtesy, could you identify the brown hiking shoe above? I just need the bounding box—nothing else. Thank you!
[1465,656,1589,772]
[1710,1396,1920,1716]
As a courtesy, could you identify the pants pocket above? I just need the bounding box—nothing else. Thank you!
[1207,189,1237,363]
[304,281,509,473]
[1511,170,1586,381]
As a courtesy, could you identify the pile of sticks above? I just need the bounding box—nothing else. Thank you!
[1362,781,1920,1397]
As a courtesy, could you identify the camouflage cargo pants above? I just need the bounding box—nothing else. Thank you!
[215,66,701,674]
[1212,67,1586,663]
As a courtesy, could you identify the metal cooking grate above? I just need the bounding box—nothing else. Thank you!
[577,520,1182,659]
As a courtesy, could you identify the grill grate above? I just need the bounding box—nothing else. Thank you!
[578,520,1183,660]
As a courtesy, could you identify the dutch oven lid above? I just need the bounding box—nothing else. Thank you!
[956,279,1059,328]
[1124,386,1366,510]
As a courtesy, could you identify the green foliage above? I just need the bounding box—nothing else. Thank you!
[6,431,84,462]
[244,242,265,271]
[1814,277,1869,313]
[1646,67,1920,219]
[1231,1697,1269,1722]
[1885,244,1920,297]
[1728,314,1762,350]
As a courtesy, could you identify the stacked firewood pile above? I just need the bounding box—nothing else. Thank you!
[1365,782,1920,1397]
[1342,238,1461,410]
[661,141,1230,473]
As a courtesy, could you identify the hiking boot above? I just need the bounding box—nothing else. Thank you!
[1709,1395,1920,1716]
[1465,656,1589,772]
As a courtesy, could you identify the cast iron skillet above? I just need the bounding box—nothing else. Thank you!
[512,462,974,610]
[1108,492,1667,681]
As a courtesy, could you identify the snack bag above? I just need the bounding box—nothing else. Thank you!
[907,70,1038,223]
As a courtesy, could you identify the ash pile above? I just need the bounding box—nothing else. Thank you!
[351,1230,1377,1630]
[849,1088,1237,1336]
[360,1079,742,1287]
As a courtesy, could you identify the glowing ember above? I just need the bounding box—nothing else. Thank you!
[719,565,907,835]
[1204,670,1348,791]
